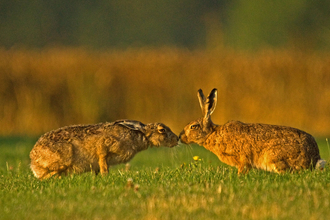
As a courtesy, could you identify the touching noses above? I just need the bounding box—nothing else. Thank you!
[171,132,179,142]
[179,130,184,140]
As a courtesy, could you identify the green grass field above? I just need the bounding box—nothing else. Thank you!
[1,137,330,220]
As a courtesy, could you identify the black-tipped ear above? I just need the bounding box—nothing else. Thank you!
[115,120,146,132]
[197,89,206,115]
[206,88,217,118]
[198,88,217,119]
[201,88,217,130]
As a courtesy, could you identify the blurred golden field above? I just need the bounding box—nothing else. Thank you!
[0,47,329,137]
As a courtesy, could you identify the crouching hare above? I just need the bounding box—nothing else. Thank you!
[180,88,326,174]
[30,119,178,179]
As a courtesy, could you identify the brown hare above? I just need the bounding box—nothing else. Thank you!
[30,119,178,179]
[180,88,326,174]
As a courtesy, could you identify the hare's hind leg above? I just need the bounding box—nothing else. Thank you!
[30,143,73,179]
[261,151,290,173]
[30,160,70,179]
[30,163,50,179]
[30,163,62,179]
[270,161,290,173]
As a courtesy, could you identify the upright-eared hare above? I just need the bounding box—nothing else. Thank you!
[30,119,178,179]
[180,88,326,174]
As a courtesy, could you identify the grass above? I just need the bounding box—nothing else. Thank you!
[1,137,330,220]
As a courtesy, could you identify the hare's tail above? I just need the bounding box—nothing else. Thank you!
[315,159,326,170]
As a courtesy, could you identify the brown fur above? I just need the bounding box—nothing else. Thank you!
[180,88,324,174]
[30,119,178,179]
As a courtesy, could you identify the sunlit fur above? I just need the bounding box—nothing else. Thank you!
[180,89,325,174]
[30,120,178,180]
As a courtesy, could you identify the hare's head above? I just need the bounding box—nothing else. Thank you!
[145,123,179,148]
[180,88,217,146]
[114,120,178,148]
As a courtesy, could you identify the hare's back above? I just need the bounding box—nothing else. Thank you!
[30,123,105,161]
[36,123,107,144]
[220,121,318,149]
[34,122,147,155]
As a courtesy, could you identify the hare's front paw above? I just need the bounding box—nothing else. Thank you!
[237,164,251,175]
[98,157,109,175]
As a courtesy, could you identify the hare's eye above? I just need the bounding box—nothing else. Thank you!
[158,128,166,133]
[190,124,199,130]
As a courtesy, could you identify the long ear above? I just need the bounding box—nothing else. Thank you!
[198,88,217,119]
[197,89,206,115]
[205,88,217,119]
[114,120,146,132]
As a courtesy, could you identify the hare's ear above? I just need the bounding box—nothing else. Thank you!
[198,88,217,119]
[197,89,206,114]
[205,88,217,118]
[115,120,146,132]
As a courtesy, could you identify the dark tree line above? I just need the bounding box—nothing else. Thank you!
[0,0,329,50]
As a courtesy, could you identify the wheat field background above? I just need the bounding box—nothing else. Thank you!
[0,47,329,137]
